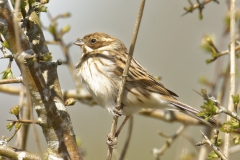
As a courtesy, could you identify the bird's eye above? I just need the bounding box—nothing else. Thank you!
[91,39,96,43]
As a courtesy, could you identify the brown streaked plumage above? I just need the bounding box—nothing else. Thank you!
[74,32,218,127]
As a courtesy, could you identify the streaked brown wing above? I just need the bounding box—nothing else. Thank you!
[114,51,178,98]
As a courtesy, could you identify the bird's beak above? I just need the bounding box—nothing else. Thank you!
[73,39,84,46]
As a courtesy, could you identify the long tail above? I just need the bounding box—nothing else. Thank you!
[169,100,219,127]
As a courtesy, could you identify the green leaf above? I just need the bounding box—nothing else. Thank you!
[6,122,14,131]
[15,122,22,130]
[9,105,20,116]
[61,25,71,34]
[208,151,218,159]
[197,99,217,121]
[48,24,57,35]
[0,68,14,79]
[232,135,240,144]
[232,94,240,106]
[220,118,240,133]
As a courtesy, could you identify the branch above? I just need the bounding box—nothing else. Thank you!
[0,77,22,84]
[196,89,240,122]
[182,0,219,18]
[0,0,82,159]
[206,45,240,63]
[224,0,236,157]
[152,125,187,159]
[46,12,82,90]
[0,145,41,160]
[106,1,146,159]
[0,85,94,104]
[197,131,227,160]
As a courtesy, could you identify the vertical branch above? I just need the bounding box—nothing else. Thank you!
[224,0,236,157]
[106,0,146,159]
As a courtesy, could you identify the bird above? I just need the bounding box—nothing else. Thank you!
[74,32,218,127]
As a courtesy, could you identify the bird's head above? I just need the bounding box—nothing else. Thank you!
[74,32,127,53]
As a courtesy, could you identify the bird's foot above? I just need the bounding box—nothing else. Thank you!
[113,108,123,117]
[106,133,118,147]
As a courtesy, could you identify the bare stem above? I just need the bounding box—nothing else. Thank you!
[224,0,236,157]
[0,145,41,160]
[106,0,146,159]
[0,77,22,84]
[152,125,187,159]
[182,0,219,16]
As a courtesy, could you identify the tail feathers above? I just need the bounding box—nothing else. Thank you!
[169,101,219,127]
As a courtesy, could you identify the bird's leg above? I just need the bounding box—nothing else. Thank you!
[106,116,131,147]
[115,116,130,137]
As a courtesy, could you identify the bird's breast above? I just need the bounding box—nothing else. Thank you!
[79,55,120,110]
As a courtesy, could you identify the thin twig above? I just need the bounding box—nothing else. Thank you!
[206,45,240,63]
[106,1,146,159]
[47,12,82,90]
[152,125,187,160]
[6,126,21,142]
[7,119,39,124]
[197,131,228,160]
[182,0,219,16]
[0,85,94,104]
[0,144,41,160]
[224,0,236,157]
[119,116,133,160]
[0,77,22,84]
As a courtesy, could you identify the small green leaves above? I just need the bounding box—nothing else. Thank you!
[48,24,57,36]
[232,94,239,111]
[6,122,14,131]
[208,151,218,159]
[7,121,22,131]
[2,40,10,49]
[232,135,240,144]
[224,10,240,31]
[61,25,71,35]
[9,105,20,116]
[220,118,239,133]
[197,99,217,121]
[201,35,216,53]
[65,98,76,106]
[15,122,22,130]
[62,12,71,18]
[0,68,13,79]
